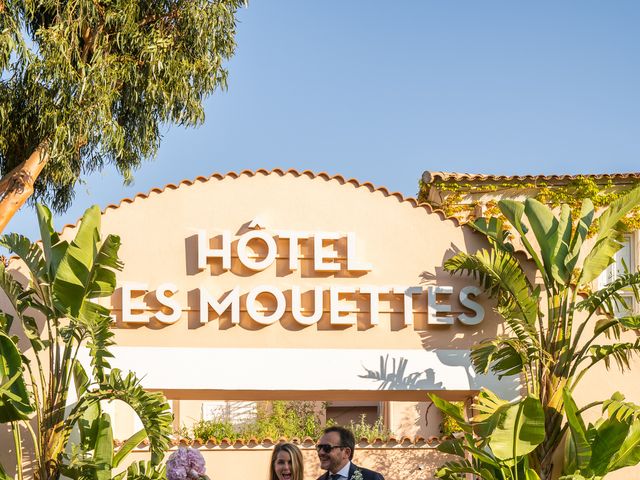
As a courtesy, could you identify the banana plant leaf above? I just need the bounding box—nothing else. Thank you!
[94,413,114,480]
[0,461,12,480]
[113,429,148,468]
[489,395,545,461]
[0,331,33,422]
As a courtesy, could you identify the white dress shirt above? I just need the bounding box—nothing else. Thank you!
[331,461,352,480]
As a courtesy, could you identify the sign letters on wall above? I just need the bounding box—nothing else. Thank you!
[117,228,485,328]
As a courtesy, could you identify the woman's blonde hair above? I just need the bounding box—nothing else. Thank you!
[269,442,304,480]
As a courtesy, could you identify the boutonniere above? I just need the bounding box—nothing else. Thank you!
[351,469,363,480]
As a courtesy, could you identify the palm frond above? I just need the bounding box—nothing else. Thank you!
[603,392,640,422]
[589,339,640,370]
[471,336,536,379]
[577,271,640,316]
[63,370,172,466]
[579,185,640,285]
[0,233,47,285]
[100,370,172,465]
[113,461,166,480]
[82,303,115,381]
[435,459,501,480]
[444,249,538,326]
[0,262,28,319]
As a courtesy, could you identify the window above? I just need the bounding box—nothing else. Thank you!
[201,401,257,427]
[325,401,382,426]
[599,233,637,316]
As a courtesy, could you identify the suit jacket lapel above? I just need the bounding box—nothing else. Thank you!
[347,462,357,480]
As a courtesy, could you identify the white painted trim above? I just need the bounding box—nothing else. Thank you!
[81,347,519,400]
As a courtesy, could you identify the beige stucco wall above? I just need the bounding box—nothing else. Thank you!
[2,170,639,479]
[124,444,456,480]
[86,170,506,440]
[99,171,501,349]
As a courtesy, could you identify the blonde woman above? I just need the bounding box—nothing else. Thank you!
[270,443,304,480]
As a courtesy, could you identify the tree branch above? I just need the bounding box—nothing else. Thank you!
[0,146,50,234]
[138,5,181,28]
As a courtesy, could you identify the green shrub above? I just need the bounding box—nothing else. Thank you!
[346,415,391,442]
[244,401,323,439]
[191,419,237,441]
[440,402,465,436]
[187,401,324,441]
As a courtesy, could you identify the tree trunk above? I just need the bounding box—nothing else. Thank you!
[0,147,49,234]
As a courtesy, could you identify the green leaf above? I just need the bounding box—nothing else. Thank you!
[472,217,514,252]
[603,392,640,422]
[489,395,545,460]
[565,199,594,275]
[608,420,640,471]
[589,419,629,475]
[0,233,47,284]
[580,236,624,285]
[578,271,640,318]
[618,316,640,330]
[113,429,149,468]
[551,203,573,284]
[429,394,472,434]
[63,370,172,466]
[471,336,535,380]
[596,184,640,237]
[436,439,465,457]
[563,388,592,471]
[580,185,640,284]
[94,413,114,480]
[0,262,27,319]
[73,360,101,451]
[114,461,166,480]
[523,468,542,480]
[435,459,500,480]
[52,206,102,316]
[36,204,67,278]
[498,199,546,276]
[0,331,34,422]
[444,248,538,326]
[523,198,561,286]
[0,461,12,480]
[589,340,640,371]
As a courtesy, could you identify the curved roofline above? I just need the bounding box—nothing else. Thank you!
[58,168,463,233]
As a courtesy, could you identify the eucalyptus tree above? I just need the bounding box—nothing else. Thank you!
[0,0,244,232]
[434,186,640,479]
[0,205,172,480]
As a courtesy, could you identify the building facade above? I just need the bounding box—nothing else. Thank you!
[2,169,639,480]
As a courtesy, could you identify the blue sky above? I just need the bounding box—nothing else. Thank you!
[5,1,640,241]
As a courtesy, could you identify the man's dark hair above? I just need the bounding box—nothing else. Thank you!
[324,426,355,460]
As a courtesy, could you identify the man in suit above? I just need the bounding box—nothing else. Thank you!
[316,426,385,480]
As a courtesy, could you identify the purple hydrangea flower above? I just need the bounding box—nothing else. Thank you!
[167,447,208,480]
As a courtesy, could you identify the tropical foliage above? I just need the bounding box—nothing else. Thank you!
[560,390,640,480]
[0,205,172,480]
[430,390,545,480]
[432,186,640,479]
[0,0,243,233]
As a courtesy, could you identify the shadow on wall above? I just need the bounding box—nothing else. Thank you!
[434,350,521,401]
[358,353,520,401]
[354,447,455,480]
[358,355,443,390]
[303,446,456,480]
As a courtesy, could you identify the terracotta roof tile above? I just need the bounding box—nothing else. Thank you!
[422,170,640,185]
[115,434,450,450]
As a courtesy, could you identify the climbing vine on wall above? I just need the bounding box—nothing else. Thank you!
[418,176,640,231]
